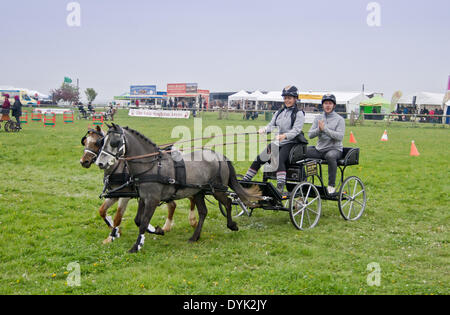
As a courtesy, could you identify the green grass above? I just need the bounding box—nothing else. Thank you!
[0,111,448,295]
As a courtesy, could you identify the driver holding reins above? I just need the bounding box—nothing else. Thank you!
[242,85,306,194]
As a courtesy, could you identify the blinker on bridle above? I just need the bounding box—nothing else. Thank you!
[81,129,105,161]
[99,128,127,160]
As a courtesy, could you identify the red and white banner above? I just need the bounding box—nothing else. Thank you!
[167,84,187,94]
[39,108,70,114]
[128,109,190,119]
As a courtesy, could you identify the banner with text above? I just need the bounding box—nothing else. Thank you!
[129,109,190,119]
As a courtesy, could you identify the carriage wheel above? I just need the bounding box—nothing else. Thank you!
[218,200,247,218]
[4,121,12,132]
[338,176,366,221]
[13,122,20,132]
[289,182,321,230]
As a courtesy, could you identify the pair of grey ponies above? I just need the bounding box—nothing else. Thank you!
[81,123,260,253]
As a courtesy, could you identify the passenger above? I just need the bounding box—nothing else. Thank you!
[306,94,345,195]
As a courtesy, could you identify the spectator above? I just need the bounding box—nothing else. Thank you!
[12,95,23,129]
[1,94,11,121]
[429,108,435,123]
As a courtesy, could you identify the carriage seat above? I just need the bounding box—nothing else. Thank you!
[302,147,360,167]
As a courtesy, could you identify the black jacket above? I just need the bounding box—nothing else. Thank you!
[12,100,22,117]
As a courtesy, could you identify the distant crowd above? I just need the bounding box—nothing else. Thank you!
[393,105,445,123]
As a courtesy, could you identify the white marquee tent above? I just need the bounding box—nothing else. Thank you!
[396,92,446,109]
[298,91,368,113]
[228,90,251,108]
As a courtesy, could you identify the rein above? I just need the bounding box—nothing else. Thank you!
[158,131,261,149]
[120,138,272,162]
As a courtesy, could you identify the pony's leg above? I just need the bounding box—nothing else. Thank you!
[188,197,198,228]
[162,201,176,232]
[103,198,129,244]
[189,193,208,242]
[129,198,159,253]
[214,192,238,231]
[135,199,164,235]
[99,198,118,229]
[134,199,145,227]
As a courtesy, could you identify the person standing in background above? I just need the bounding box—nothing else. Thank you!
[12,95,23,129]
[1,94,11,121]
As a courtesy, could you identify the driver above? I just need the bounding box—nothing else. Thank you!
[242,85,306,194]
[306,94,345,194]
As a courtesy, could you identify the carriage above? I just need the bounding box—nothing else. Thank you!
[218,144,367,230]
[1,112,21,132]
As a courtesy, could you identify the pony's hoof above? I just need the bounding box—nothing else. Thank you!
[102,236,113,244]
[227,222,239,231]
[188,237,199,243]
[162,220,174,232]
[190,220,198,229]
[128,245,139,253]
[154,226,165,235]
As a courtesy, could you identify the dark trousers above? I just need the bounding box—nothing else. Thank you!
[250,143,295,173]
[306,147,342,187]
[14,115,21,127]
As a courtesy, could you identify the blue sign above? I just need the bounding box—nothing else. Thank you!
[130,85,157,96]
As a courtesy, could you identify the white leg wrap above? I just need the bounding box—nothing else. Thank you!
[147,224,156,233]
[105,216,113,228]
[137,234,145,251]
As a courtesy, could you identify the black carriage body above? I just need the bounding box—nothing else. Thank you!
[231,146,365,229]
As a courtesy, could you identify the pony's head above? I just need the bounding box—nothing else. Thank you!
[95,123,126,170]
[80,126,105,168]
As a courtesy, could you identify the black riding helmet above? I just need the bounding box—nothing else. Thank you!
[322,93,337,105]
[282,85,299,98]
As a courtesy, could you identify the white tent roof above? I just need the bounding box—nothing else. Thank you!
[0,86,48,99]
[298,91,368,105]
[257,91,284,102]
[397,92,446,107]
[300,91,368,113]
[228,90,251,101]
[248,90,265,101]
[417,92,445,106]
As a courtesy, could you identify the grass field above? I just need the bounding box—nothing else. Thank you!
[0,110,448,295]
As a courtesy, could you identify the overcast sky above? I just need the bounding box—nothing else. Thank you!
[1,0,449,102]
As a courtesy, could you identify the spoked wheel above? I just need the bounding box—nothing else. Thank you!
[13,122,20,132]
[289,182,321,230]
[338,176,367,221]
[218,199,248,218]
[218,174,252,218]
[4,121,13,132]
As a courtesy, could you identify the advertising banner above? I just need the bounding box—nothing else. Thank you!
[186,83,198,93]
[38,108,71,115]
[167,84,187,94]
[129,109,190,119]
[130,85,157,96]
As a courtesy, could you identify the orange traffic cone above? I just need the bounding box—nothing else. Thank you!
[410,141,420,156]
[349,132,357,144]
[381,130,388,142]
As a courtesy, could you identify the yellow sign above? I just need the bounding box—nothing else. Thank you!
[298,94,323,100]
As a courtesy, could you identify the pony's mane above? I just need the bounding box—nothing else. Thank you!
[123,126,158,148]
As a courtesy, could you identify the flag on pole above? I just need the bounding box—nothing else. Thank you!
[64,77,73,84]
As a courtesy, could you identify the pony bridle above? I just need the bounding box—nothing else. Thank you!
[99,127,127,162]
[81,129,105,162]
